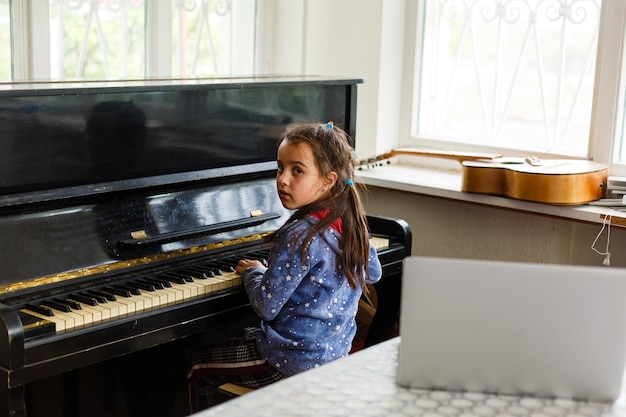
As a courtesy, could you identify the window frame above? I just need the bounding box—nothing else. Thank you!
[589,0,626,175]
[11,0,258,82]
[401,0,626,177]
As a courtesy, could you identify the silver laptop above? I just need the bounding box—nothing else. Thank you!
[396,256,626,402]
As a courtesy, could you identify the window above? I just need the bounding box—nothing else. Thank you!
[12,0,257,81]
[49,0,146,80]
[171,1,256,77]
[0,0,10,81]
[406,0,626,176]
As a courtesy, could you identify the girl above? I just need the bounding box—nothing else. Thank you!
[187,122,382,411]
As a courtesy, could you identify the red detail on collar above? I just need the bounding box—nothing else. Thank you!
[311,209,343,233]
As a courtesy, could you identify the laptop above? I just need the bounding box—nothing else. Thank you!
[396,256,626,402]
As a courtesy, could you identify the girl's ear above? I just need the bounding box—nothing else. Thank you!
[324,172,338,189]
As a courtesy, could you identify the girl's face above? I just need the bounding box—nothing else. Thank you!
[276,139,337,210]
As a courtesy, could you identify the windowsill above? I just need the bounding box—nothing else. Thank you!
[355,157,626,228]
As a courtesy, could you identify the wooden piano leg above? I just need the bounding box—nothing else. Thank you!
[1,385,27,417]
[0,303,28,417]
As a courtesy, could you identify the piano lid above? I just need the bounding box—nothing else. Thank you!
[0,76,361,207]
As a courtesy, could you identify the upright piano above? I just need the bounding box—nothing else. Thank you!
[0,76,411,416]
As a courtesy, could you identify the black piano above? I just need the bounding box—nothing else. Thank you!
[0,76,411,417]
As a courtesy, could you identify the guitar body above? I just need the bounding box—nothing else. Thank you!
[461,159,609,205]
[358,147,608,205]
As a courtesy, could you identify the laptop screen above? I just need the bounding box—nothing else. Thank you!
[397,256,626,402]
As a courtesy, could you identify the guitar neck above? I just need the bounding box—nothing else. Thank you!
[359,148,502,165]
[388,148,502,162]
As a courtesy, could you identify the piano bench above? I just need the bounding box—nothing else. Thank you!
[215,287,380,398]
[217,383,256,398]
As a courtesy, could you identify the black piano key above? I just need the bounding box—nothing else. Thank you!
[103,286,133,298]
[116,284,141,296]
[127,281,156,292]
[175,269,198,279]
[41,300,72,313]
[139,278,165,290]
[26,303,55,316]
[159,273,187,285]
[212,262,236,272]
[191,265,212,272]
[144,277,170,288]
[70,294,99,306]
[197,265,222,275]
[168,271,195,282]
[88,290,115,302]
[151,276,175,287]
[188,272,210,280]
[56,298,82,310]
[182,267,214,279]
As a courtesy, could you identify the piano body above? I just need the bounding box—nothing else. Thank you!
[0,76,411,416]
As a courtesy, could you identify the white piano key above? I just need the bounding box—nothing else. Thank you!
[169,282,192,300]
[21,309,69,332]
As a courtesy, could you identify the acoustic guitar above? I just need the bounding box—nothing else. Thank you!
[358,147,608,205]
[461,158,609,205]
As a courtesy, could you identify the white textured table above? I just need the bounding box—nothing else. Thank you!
[192,337,626,417]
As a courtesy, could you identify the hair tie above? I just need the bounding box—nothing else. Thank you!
[346,178,354,185]
[325,121,334,130]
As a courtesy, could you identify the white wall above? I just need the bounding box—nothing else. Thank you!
[266,0,404,160]
[304,0,388,159]
[362,186,626,267]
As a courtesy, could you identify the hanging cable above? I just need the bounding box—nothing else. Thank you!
[591,210,614,266]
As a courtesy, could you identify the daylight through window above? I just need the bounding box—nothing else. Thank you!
[415,0,600,158]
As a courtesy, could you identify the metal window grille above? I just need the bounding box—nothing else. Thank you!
[417,0,601,156]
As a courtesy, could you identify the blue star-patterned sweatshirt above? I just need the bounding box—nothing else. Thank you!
[241,214,382,376]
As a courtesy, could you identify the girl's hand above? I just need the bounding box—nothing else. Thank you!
[235,259,265,274]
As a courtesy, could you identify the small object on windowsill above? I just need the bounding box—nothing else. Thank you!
[524,155,542,166]
[357,158,392,170]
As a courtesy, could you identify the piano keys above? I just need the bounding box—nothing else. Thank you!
[17,236,393,337]
[18,248,264,335]
[0,76,411,417]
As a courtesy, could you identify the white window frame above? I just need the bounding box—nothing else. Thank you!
[11,0,258,81]
[400,0,626,177]
[11,0,50,81]
[590,1,626,174]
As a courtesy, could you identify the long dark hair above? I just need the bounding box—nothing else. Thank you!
[277,122,372,291]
